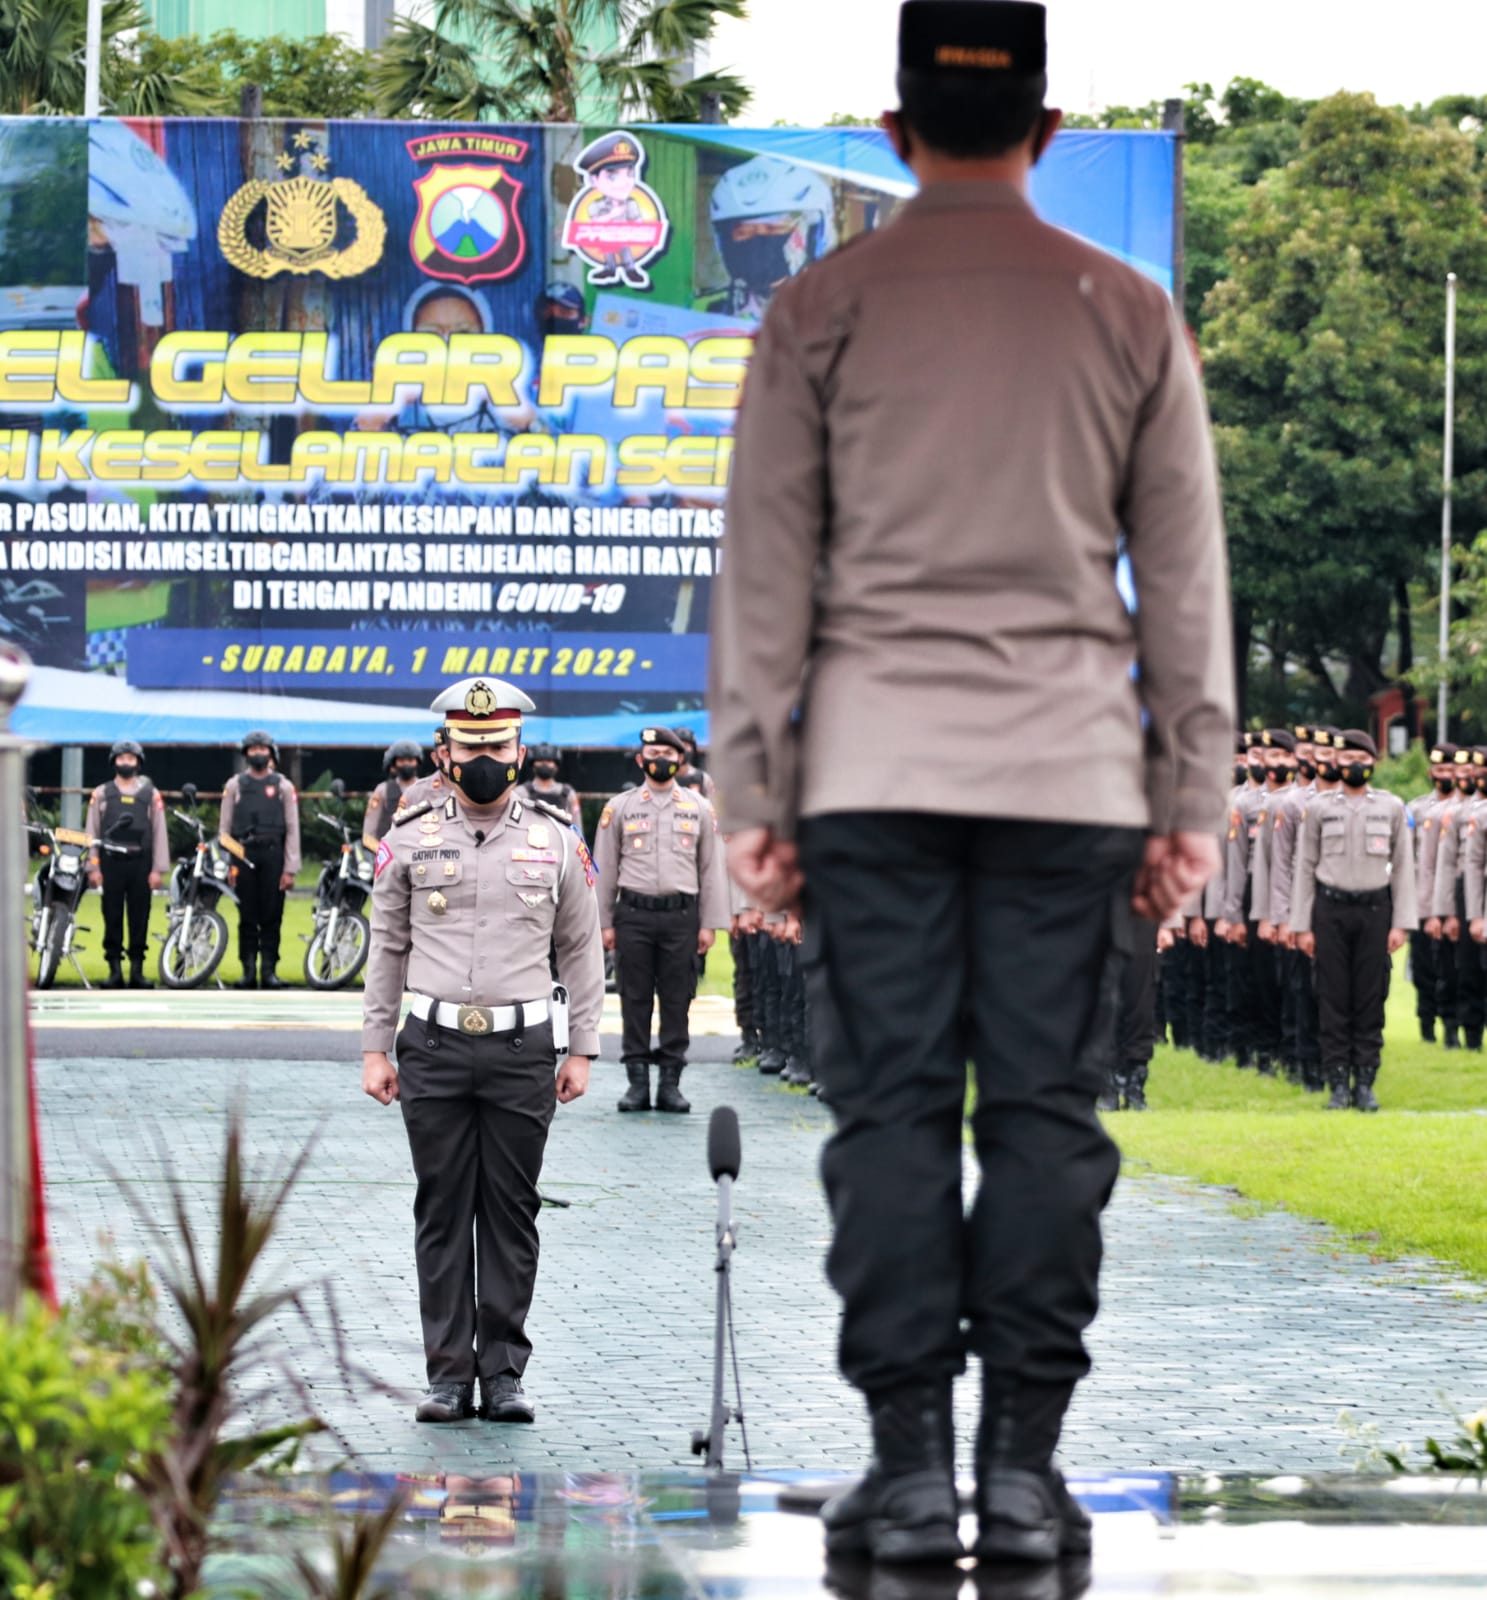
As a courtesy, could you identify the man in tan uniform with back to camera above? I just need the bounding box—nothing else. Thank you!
[710,0,1233,1570]
[360,677,604,1428]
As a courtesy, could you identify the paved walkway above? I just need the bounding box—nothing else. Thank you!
[37,1033,1487,1476]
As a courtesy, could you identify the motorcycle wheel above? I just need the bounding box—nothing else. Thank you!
[35,910,66,989]
[304,910,370,990]
[159,907,228,989]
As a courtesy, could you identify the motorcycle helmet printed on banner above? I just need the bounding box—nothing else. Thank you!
[709,158,838,317]
[537,281,589,339]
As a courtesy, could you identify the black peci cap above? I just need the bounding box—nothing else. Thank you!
[899,0,1047,75]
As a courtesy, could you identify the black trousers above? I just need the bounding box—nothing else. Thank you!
[1313,892,1391,1086]
[615,901,698,1070]
[1448,881,1485,1040]
[1410,929,1438,1027]
[730,931,755,1033]
[1160,940,1193,1048]
[777,940,805,1059]
[1276,945,1298,1067]
[1225,937,1256,1064]
[1292,948,1321,1079]
[1113,923,1158,1091]
[753,930,783,1053]
[396,1016,557,1386]
[1199,924,1228,1059]
[798,813,1142,1396]
[1246,920,1281,1065]
[100,852,152,967]
[238,839,286,971]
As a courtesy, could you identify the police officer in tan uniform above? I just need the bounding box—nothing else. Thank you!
[220,731,301,989]
[1291,731,1417,1112]
[363,740,425,849]
[1428,747,1486,1050]
[1410,742,1459,1043]
[709,0,1233,1569]
[361,678,604,1426]
[593,727,731,1114]
[85,739,170,988]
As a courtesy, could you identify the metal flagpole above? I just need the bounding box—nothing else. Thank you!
[1439,273,1458,740]
[84,0,103,118]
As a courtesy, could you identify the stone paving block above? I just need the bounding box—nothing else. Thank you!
[35,1048,1487,1473]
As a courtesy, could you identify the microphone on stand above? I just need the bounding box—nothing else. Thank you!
[692,1106,750,1472]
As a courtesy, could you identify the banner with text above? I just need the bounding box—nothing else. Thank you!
[0,118,1175,745]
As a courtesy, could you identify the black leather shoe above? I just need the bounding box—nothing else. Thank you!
[261,972,288,990]
[1325,1085,1352,1110]
[655,1064,691,1113]
[1353,1083,1380,1112]
[618,1062,651,1113]
[480,1374,535,1423]
[233,974,258,990]
[415,1381,475,1423]
[821,1383,962,1566]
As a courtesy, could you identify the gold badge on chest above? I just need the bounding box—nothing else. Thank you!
[427,890,448,915]
[527,823,549,847]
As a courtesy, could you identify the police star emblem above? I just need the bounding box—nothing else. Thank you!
[466,681,496,716]
[218,139,386,281]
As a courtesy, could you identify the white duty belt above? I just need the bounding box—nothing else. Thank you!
[409,993,549,1038]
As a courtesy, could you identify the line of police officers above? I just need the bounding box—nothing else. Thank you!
[1142,725,1416,1112]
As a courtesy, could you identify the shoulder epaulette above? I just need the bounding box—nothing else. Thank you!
[531,797,574,825]
[392,800,434,827]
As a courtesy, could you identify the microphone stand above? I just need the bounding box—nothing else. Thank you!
[692,1170,750,1471]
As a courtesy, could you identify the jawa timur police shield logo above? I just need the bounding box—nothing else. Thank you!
[407,133,531,285]
[562,131,670,290]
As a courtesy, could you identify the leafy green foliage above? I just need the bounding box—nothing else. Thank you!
[371,0,751,123]
[0,1290,172,1600]
[1202,94,1487,724]
[1384,1410,1487,1474]
[119,29,379,119]
[1370,741,1430,801]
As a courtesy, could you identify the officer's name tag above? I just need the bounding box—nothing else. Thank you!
[412,848,462,862]
[512,848,559,862]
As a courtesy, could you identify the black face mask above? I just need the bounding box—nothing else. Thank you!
[1317,762,1341,783]
[532,763,559,780]
[454,754,517,806]
[395,763,419,782]
[1342,764,1373,789]
[644,757,680,784]
[1233,764,1247,786]
[246,752,270,772]
[1297,760,1316,781]
[1437,777,1456,795]
[1247,762,1267,784]
[1458,776,1475,794]
[114,761,138,779]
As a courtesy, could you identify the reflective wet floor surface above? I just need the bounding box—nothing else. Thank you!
[206,1471,1487,1596]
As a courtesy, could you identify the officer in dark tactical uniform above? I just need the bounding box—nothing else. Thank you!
[220,730,302,990]
[364,740,425,848]
[85,739,169,989]
[516,745,582,829]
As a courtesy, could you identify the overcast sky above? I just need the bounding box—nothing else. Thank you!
[711,0,1487,126]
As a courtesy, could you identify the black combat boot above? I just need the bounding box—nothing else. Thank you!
[821,1381,962,1566]
[617,1062,651,1113]
[1466,1029,1484,1052]
[1420,1018,1437,1044]
[1325,1070,1352,1111]
[234,957,258,990]
[655,1064,691,1113]
[261,969,288,990]
[731,1027,761,1064]
[757,1045,787,1075]
[974,1380,1088,1565]
[1353,1068,1381,1113]
[128,960,153,990]
[783,1054,814,1088]
[1096,1068,1121,1113]
[1122,1066,1148,1112]
[1443,1025,1460,1051]
[104,961,125,989]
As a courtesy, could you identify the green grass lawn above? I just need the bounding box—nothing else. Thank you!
[1116,948,1487,1280]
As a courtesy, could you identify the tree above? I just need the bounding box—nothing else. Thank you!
[118,30,378,120]
[371,0,751,123]
[1201,93,1487,723]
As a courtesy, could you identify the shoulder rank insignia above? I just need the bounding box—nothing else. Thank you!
[392,800,434,827]
[532,798,574,826]
[600,804,613,828]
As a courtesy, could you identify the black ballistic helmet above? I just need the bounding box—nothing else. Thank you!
[240,729,278,760]
[109,739,144,761]
[384,739,422,770]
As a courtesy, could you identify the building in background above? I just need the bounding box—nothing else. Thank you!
[143,0,394,48]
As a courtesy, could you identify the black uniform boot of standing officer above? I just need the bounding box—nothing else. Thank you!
[1325,1075,1352,1111]
[618,1061,652,1112]
[974,1382,1090,1566]
[235,962,258,990]
[655,1063,691,1113]
[129,960,153,990]
[105,961,125,990]
[732,1026,762,1064]
[261,971,288,990]
[820,1381,962,1566]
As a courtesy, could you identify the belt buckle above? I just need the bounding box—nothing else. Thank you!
[457,1005,493,1036]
